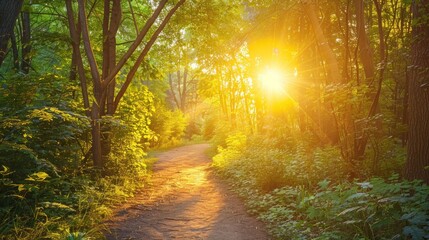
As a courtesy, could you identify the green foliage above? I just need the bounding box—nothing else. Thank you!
[250,177,429,240]
[213,134,348,191]
[0,164,146,239]
[212,132,247,169]
[202,114,218,140]
[213,133,428,239]
[0,106,89,179]
[0,73,153,239]
[149,104,188,148]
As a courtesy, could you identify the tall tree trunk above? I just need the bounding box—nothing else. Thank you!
[169,73,180,109]
[404,0,429,184]
[77,0,103,168]
[181,67,188,112]
[302,0,342,84]
[301,0,341,144]
[65,0,90,115]
[354,0,375,83]
[10,33,19,71]
[106,0,121,115]
[75,0,185,169]
[0,0,23,67]
[354,0,381,158]
[101,0,122,166]
[20,10,31,74]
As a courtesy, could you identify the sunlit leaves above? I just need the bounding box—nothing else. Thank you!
[25,172,49,182]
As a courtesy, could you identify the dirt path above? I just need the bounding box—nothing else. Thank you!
[105,144,269,240]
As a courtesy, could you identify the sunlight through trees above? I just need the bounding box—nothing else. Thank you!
[1,0,428,238]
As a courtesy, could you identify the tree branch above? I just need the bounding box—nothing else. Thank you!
[77,0,102,100]
[102,0,169,89]
[113,0,186,112]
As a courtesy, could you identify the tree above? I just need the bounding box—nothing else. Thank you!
[404,0,429,184]
[66,0,185,169]
[0,0,23,67]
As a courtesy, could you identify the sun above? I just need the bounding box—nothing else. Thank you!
[258,67,287,95]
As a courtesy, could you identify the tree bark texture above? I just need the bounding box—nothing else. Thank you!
[404,0,429,184]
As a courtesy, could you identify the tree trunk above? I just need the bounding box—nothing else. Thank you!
[75,0,185,169]
[0,0,23,67]
[101,0,121,165]
[91,102,103,169]
[10,33,19,71]
[354,0,381,158]
[302,0,342,84]
[404,0,429,184]
[301,0,341,144]
[169,73,181,109]
[354,0,375,83]
[65,0,90,115]
[20,10,31,74]
[181,67,188,112]
[77,0,103,168]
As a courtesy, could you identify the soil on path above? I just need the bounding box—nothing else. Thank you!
[105,144,269,240]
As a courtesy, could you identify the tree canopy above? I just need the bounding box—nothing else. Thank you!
[0,0,428,238]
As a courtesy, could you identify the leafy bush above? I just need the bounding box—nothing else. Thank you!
[212,132,247,169]
[0,73,154,239]
[213,134,348,191]
[149,104,188,148]
[0,165,145,239]
[213,133,428,239]
[251,177,429,240]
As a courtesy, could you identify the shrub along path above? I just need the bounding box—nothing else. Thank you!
[105,144,269,240]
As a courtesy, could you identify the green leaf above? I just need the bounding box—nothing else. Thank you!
[346,192,368,201]
[25,171,49,181]
[39,202,76,212]
[401,212,429,225]
[9,194,25,199]
[318,179,330,190]
[403,225,425,240]
[17,184,26,192]
[0,165,11,175]
[343,220,362,224]
[337,206,361,216]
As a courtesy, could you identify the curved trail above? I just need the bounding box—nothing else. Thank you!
[105,144,269,240]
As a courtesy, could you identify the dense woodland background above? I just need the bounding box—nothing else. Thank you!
[0,0,428,239]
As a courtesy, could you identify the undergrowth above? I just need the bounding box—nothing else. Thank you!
[0,168,147,239]
[213,133,429,240]
[0,71,186,239]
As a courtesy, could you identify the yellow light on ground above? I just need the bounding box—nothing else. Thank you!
[258,67,287,95]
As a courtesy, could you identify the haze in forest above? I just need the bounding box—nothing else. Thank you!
[0,0,428,239]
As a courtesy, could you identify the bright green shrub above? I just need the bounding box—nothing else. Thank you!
[214,133,348,191]
[149,104,188,148]
[0,73,154,239]
[105,85,155,178]
[212,132,247,169]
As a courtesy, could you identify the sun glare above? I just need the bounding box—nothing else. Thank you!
[258,67,287,95]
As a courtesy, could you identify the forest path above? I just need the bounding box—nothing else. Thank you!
[104,144,269,240]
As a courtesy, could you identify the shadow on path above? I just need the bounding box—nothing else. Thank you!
[105,144,269,240]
